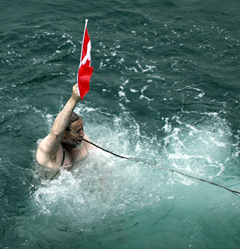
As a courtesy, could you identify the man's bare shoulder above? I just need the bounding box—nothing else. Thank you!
[38,133,62,153]
[36,135,62,169]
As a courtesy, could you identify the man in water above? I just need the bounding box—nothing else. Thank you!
[36,83,92,169]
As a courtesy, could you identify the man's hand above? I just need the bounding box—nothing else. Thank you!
[71,83,81,103]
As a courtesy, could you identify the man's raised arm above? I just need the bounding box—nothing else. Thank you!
[36,84,81,167]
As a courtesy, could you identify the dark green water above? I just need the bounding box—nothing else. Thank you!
[1,0,240,248]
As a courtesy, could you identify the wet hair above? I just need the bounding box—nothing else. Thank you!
[65,112,81,132]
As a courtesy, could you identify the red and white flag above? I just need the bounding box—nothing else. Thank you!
[77,19,94,101]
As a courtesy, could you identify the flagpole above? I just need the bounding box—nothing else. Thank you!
[79,19,88,67]
[85,19,88,28]
[78,19,88,97]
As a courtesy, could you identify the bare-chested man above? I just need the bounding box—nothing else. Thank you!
[36,83,92,170]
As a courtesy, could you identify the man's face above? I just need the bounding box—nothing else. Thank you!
[64,118,85,148]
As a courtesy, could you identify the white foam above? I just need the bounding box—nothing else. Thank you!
[32,108,235,230]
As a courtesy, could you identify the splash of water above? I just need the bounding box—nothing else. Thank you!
[29,107,238,242]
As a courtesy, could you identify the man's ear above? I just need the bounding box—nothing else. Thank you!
[61,132,68,142]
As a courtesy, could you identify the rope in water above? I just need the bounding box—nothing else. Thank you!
[82,138,240,195]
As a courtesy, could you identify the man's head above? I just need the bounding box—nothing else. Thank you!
[62,112,85,148]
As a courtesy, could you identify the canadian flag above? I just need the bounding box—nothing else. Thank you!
[77,19,94,101]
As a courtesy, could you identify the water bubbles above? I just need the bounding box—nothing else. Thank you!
[31,103,237,243]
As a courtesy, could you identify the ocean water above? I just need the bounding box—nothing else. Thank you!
[1,0,240,248]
